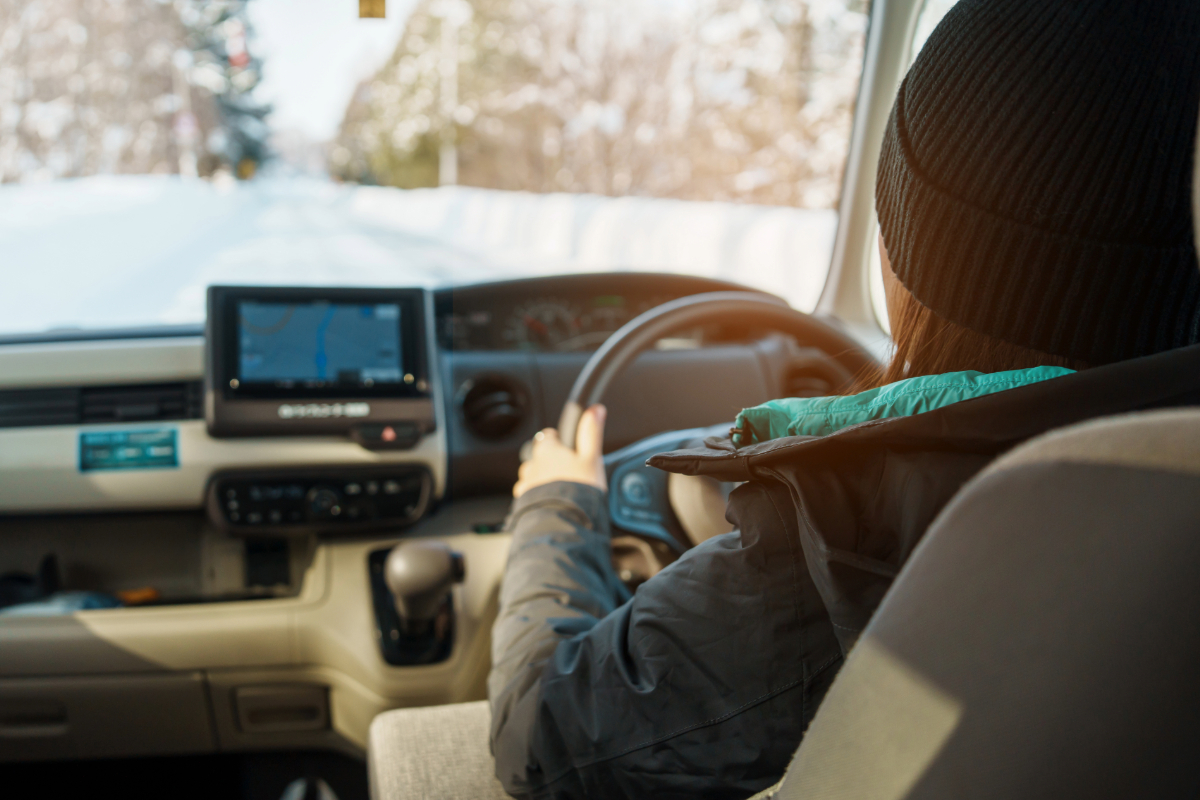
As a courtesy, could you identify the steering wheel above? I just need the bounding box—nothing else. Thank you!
[556,292,881,584]
[559,291,880,447]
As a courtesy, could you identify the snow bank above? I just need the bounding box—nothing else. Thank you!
[0,176,837,335]
[351,185,838,312]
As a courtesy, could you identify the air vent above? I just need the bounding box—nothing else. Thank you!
[0,387,80,428]
[781,352,858,398]
[460,374,528,439]
[82,382,202,424]
[0,381,203,429]
[782,369,835,399]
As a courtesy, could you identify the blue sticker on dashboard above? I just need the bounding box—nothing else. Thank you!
[79,429,179,472]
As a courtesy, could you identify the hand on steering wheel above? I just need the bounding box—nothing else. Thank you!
[513,405,608,498]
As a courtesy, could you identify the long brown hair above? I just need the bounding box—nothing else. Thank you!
[869,287,1088,389]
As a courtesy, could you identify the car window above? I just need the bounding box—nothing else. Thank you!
[0,0,870,337]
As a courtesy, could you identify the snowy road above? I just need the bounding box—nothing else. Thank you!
[0,176,838,336]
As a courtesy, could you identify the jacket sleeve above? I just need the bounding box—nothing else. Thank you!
[488,479,842,800]
[488,482,630,770]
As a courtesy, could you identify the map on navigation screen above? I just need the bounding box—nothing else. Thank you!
[238,301,404,385]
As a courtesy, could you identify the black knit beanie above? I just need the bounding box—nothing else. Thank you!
[876,0,1200,365]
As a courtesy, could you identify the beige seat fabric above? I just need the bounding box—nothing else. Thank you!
[984,407,1200,479]
[368,700,508,800]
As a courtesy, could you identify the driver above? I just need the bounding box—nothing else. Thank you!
[488,1,1200,797]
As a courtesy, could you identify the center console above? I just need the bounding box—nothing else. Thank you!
[203,286,440,536]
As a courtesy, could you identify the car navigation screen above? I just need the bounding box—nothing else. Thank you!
[206,286,429,435]
[237,300,405,387]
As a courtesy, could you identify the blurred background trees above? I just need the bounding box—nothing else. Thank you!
[0,0,270,182]
[180,0,271,176]
[0,0,868,204]
[331,0,867,207]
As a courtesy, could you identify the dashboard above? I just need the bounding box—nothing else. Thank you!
[0,272,806,520]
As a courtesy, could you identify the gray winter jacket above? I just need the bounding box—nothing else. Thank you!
[487,343,1200,800]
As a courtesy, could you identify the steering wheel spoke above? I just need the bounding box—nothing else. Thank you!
[604,428,714,553]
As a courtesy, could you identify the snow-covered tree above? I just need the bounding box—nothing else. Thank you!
[332,0,867,208]
[0,0,269,182]
[177,0,271,175]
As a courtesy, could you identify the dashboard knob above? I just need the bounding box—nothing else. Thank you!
[460,375,528,439]
[307,487,342,519]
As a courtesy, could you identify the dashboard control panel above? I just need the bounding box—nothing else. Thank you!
[206,466,433,534]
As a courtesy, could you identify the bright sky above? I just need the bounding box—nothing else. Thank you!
[248,0,416,141]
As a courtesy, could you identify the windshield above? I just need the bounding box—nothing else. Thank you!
[0,0,868,337]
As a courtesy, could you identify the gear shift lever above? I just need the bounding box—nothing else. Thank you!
[384,540,465,634]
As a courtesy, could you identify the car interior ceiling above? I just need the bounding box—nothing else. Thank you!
[4,0,1198,797]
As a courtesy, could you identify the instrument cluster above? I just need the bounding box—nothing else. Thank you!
[498,294,670,352]
[436,274,745,353]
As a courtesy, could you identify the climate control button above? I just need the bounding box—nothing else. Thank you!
[307,487,342,519]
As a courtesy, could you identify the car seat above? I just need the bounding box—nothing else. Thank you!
[368,700,507,799]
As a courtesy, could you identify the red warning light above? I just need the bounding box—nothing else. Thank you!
[382,426,397,442]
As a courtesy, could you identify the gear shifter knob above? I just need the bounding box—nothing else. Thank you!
[384,541,465,632]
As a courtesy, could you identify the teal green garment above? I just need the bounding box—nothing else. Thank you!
[732,366,1074,447]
